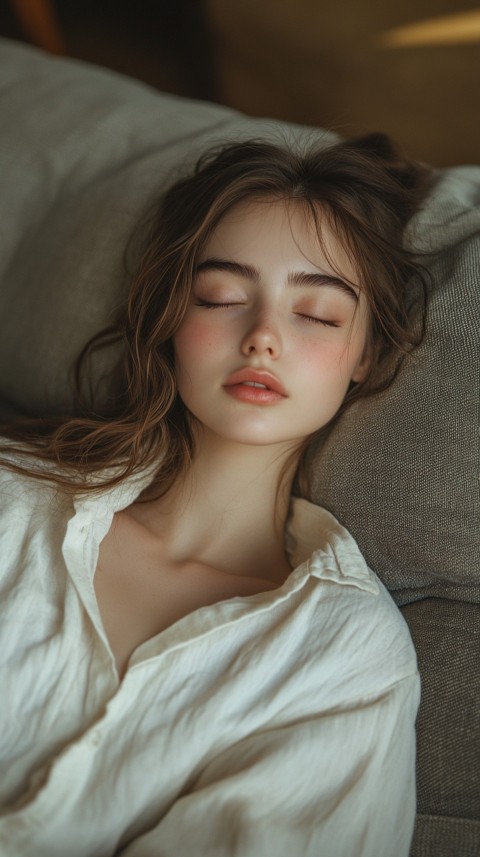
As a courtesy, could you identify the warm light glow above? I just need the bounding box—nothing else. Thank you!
[379,10,480,47]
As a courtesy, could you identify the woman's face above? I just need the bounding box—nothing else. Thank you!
[173,199,370,448]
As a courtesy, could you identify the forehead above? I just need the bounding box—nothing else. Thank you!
[199,198,359,285]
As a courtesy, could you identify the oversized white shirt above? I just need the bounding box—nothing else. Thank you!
[0,460,420,857]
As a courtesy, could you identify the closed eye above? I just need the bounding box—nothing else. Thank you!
[195,301,339,327]
[194,300,243,309]
[296,313,340,328]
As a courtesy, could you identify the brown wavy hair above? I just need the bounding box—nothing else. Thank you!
[0,132,430,495]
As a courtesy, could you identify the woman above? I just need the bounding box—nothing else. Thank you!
[0,134,429,856]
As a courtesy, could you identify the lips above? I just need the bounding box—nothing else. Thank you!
[224,368,287,397]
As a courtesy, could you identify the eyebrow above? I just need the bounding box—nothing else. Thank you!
[195,258,359,302]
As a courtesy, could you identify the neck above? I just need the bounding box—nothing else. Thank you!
[136,428,302,583]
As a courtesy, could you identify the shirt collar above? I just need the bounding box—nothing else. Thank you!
[286,498,379,595]
[73,471,378,596]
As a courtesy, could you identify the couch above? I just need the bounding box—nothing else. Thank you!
[0,37,478,856]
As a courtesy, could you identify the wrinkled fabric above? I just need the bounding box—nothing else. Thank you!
[0,463,420,857]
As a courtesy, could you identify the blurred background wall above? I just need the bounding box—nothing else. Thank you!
[0,0,478,166]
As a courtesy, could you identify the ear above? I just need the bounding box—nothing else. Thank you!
[350,346,372,385]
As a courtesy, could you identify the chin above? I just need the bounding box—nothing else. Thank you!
[205,421,306,448]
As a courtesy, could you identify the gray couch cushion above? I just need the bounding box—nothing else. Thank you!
[412,816,480,857]
[0,38,335,415]
[403,601,479,826]
[309,168,480,603]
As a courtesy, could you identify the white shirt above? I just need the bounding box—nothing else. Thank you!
[0,461,420,857]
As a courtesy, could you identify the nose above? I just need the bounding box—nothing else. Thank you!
[240,312,282,359]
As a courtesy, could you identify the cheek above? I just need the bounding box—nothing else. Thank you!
[175,320,225,362]
[296,337,364,389]
[173,320,235,385]
[295,337,341,370]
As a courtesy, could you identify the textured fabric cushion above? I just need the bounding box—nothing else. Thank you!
[0,38,334,416]
[309,168,480,603]
[403,600,480,857]
[412,815,480,857]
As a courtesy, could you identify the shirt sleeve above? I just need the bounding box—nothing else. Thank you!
[119,673,420,857]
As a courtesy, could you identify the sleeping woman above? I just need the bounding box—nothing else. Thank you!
[0,133,429,856]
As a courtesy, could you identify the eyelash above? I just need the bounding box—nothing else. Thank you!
[195,300,238,309]
[194,301,339,328]
[296,314,339,328]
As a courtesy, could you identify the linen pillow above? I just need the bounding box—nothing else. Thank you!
[308,167,480,601]
[0,38,334,417]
